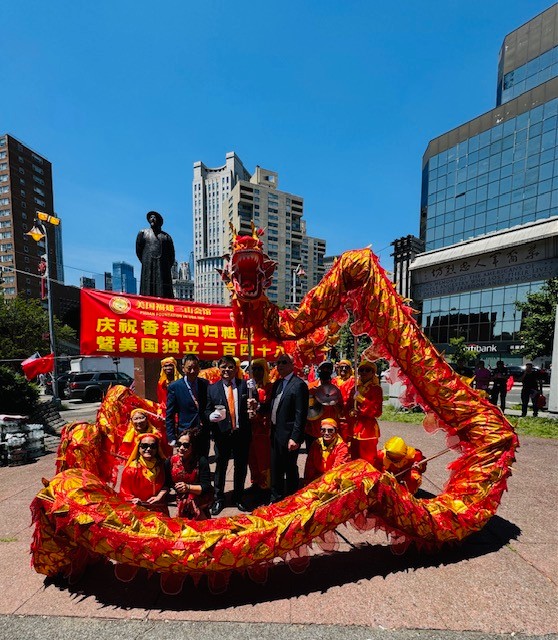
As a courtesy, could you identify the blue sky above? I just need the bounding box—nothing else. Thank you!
[4,1,555,287]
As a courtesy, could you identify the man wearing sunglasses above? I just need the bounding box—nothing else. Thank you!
[304,418,350,484]
[206,355,251,515]
[259,353,309,503]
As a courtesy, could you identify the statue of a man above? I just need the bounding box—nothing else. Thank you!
[136,211,176,298]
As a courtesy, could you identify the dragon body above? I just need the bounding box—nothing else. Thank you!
[31,235,518,590]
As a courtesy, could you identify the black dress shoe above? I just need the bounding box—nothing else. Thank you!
[210,500,224,516]
[236,501,250,512]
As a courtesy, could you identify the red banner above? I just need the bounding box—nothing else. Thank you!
[80,289,280,360]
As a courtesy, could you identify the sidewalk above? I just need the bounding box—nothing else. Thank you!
[0,419,556,638]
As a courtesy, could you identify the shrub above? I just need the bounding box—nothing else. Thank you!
[0,366,40,415]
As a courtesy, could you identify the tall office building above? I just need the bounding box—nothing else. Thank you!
[0,134,64,299]
[172,260,194,300]
[410,5,558,366]
[112,261,137,294]
[80,276,96,289]
[193,154,326,306]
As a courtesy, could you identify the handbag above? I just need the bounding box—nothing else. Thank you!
[536,394,547,409]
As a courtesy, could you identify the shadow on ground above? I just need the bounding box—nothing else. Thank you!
[43,510,520,611]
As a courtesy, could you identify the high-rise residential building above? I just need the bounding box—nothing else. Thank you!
[0,133,64,299]
[112,261,137,294]
[410,5,558,366]
[104,271,113,291]
[391,235,425,299]
[172,260,194,300]
[193,153,326,306]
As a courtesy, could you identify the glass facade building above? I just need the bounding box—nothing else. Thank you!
[112,261,137,294]
[411,5,558,366]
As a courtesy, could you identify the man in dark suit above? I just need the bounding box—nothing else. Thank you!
[165,354,210,455]
[265,354,309,503]
[206,355,251,515]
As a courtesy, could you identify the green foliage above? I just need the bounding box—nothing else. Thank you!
[515,278,558,359]
[0,365,40,414]
[448,336,476,364]
[507,415,558,439]
[337,312,371,360]
[380,404,425,424]
[0,295,76,363]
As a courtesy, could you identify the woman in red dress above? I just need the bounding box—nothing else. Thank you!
[247,358,272,498]
[165,427,213,519]
[119,433,169,515]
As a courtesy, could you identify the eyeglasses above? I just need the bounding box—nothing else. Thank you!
[358,367,373,373]
[178,442,191,449]
[220,365,235,370]
[321,428,335,434]
[338,366,350,370]
[139,443,157,450]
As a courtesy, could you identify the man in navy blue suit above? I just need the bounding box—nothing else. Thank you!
[205,355,251,515]
[166,354,209,454]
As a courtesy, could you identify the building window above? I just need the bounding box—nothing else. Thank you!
[34,197,45,206]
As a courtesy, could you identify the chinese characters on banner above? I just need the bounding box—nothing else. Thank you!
[80,289,281,360]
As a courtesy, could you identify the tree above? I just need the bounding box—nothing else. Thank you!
[449,336,476,365]
[0,366,40,414]
[0,295,76,364]
[515,278,558,359]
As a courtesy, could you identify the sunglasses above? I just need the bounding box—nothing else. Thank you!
[139,443,157,450]
[338,366,350,370]
[321,428,336,434]
[178,442,191,449]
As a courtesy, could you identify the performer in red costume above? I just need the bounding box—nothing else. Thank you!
[157,357,181,408]
[304,418,350,483]
[376,436,426,495]
[119,433,170,515]
[305,360,344,450]
[347,359,383,462]
[247,358,272,499]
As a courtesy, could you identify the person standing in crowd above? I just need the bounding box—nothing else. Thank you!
[306,360,344,450]
[258,353,309,504]
[246,358,272,502]
[157,357,180,408]
[473,360,492,393]
[347,359,383,462]
[206,355,251,515]
[119,433,170,514]
[166,428,213,520]
[165,354,209,454]
[490,360,509,411]
[520,363,544,417]
[304,418,351,484]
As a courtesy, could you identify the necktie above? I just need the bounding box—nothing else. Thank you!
[227,384,237,430]
[271,379,285,425]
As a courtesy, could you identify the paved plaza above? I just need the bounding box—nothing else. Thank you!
[0,409,556,639]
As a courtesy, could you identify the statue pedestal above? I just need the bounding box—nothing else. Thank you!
[133,358,160,402]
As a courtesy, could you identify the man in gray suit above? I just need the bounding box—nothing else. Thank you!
[264,354,309,503]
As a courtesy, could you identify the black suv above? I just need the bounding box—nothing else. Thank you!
[66,371,134,402]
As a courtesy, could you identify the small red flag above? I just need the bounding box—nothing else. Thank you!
[21,353,54,380]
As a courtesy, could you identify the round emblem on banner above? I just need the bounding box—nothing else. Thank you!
[109,296,132,314]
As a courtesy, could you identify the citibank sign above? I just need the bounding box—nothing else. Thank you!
[467,344,498,353]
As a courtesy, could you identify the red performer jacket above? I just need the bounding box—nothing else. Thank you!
[376,447,426,495]
[304,434,351,484]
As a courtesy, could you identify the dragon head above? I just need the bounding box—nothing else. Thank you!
[223,222,277,302]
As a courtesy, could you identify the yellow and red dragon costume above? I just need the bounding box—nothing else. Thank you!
[30,226,518,593]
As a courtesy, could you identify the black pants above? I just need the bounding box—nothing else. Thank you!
[213,430,250,502]
[270,435,300,501]
[521,389,539,417]
[490,383,507,411]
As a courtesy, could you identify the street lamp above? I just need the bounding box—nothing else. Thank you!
[26,212,60,403]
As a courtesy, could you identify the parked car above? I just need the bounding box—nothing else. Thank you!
[65,371,134,402]
[506,365,524,381]
[44,373,73,397]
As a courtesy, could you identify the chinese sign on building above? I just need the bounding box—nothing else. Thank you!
[80,289,280,360]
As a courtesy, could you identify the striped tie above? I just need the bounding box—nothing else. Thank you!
[227,384,237,430]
